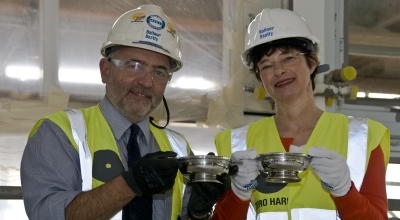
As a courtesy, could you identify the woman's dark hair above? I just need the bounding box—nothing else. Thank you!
[249,42,319,90]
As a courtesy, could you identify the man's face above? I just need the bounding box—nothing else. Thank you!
[100,47,171,123]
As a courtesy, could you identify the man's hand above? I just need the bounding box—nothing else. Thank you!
[308,147,351,197]
[188,173,231,219]
[121,151,179,196]
[230,148,260,200]
[187,152,235,219]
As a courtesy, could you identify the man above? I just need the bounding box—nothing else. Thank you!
[21,4,229,220]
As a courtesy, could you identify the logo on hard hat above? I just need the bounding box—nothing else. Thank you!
[147,15,165,30]
[142,28,163,44]
[131,12,145,22]
[259,26,274,39]
[167,23,176,38]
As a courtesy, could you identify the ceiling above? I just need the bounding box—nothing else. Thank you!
[0,0,399,115]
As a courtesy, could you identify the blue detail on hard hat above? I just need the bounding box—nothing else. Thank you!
[147,15,165,30]
[133,41,170,54]
[258,26,274,39]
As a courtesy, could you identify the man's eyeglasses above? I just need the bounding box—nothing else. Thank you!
[258,53,306,76]
[108,58,172,83]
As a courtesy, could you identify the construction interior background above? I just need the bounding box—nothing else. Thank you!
[0,0,399,219]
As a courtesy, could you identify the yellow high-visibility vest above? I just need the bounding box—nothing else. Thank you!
[216,112,390,220]
[29,106,190,219]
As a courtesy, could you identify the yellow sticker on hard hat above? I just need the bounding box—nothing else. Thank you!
[142,27,163,44]
[167,23,176,38]
[131,12,146,22]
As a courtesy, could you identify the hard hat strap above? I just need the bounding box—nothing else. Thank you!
[150,96,170,129]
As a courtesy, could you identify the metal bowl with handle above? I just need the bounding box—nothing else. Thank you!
[257,152,312,183]
[178,155,242,184]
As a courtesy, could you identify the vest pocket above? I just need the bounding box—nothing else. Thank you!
[93,150,124,182]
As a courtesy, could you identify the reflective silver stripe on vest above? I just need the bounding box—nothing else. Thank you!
[347,116,368,190]
[65,109,92,192]
[164,128,188,157]
[65,109,189,191]
[257,211,288,220]
[161,128,188,206]
[231,124,249,152]
[257,209,338,220]
[230,116,368,220]
[291,208,338,220]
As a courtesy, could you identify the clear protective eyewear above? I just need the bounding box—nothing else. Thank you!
[108,58,172,83]
[259,53,306,75]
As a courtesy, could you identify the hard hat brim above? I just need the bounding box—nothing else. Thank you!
[242,37,319,69]
[101,41,183,72]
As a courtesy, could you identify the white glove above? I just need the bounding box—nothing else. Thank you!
[308,146,351,197]
[230,148,260,200]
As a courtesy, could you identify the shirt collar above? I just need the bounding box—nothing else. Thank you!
[99,96,151,144]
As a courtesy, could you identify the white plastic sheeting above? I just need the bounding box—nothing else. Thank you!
[0,0,273,187]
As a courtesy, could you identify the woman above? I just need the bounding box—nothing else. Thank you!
[212,8,390,220]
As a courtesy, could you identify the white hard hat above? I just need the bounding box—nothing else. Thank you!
[100,4,183,72]
[242,8,320,68]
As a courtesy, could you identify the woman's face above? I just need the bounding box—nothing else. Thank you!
[257,49,317,103]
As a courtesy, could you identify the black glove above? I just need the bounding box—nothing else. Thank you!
[188,173,231,219]
[187,152,237,219]
[121,151,179,196]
